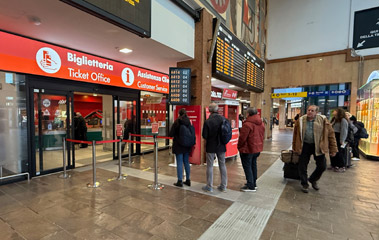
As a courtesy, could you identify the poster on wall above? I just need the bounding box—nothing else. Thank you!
[174,105,201,165]
[353,6,379,50]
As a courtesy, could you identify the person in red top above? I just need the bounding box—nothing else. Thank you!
[238,107,265,192]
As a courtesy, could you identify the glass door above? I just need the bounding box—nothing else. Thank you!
[114,98,136,158]
[33,90,71,175]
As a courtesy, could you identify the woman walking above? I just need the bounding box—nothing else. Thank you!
[330,108,349,172]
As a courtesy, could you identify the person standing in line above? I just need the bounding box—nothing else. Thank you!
[238,107,265,192]
[202,103,227,192]
[292,105,337,193]
[349,115,365,161]
[169,109,192,187]
[238,114,244,132]
[330,108,350,172]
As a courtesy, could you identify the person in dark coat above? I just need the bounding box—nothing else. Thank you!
[238,107,265,192]
[169,108,192,187]
[121,117,135,153]
[349,115,364,161]
[74,112,88,148]
[201,103,227,193]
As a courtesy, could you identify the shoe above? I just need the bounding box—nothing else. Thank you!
[217,186,227,192]
[308,179,319,191]
[244,183,258,190]
[327,166,335,170]
[184,179,191,186]
[240,186,256,192]
[352,157,360,161]
[301,185,309,193]
[173,180,183,187]
[202,186,213,193]
[334,167,345,173]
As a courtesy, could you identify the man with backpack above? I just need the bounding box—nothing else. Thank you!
[202,103,231,192]
[238,107,265,192]
[169,108,196,187]
[349,115,369,161]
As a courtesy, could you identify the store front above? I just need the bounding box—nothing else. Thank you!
[0,31,170,180]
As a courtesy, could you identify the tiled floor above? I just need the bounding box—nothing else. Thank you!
[1,127,378,240]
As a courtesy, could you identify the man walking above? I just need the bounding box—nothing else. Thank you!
[238,107,265,192]
[202,103,227,192]
[292,105,338,193]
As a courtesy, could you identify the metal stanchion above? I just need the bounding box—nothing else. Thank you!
[87,140,100,188]
[59,137,70,179]
[148,135,164,190]
[117,139,127,180]
[128,135,133,165]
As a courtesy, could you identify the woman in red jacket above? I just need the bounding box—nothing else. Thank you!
[237,108,265,192]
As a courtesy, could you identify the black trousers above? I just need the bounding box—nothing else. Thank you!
[330,132,345,168]
[351,137,360,158]
[298,142,326,187]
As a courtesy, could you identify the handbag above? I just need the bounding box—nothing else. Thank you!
[280,150,299,164]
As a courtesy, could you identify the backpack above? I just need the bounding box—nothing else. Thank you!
[178,124,196,147]
[354,121,369,139]
[346,124,355,144]
[219,117,232,145]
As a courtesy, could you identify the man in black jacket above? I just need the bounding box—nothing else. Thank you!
[202,103,227,192]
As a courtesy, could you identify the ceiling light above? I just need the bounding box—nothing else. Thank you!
[211,78,216,81]
[119,48,133,54]
[93,93,97,96]
[229,85,235,88]
[28,16,41,26]
[319,58,323,61]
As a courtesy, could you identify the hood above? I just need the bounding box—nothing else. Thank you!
[179,116,191,126]
[246,114,262,125]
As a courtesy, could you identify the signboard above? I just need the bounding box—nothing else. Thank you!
[222,88,238,100]
[0,31,169,94]
[271,92,308,98]
[211,87,223,100]
[308,90,351,97]
[212,20,265,92]
[169,68,191,105]
[329,89,351,96]
[174,105,202,165]
[353,7,379,50]
[151,123,159,134]
[116,124,123,137]
[61,0,151,37]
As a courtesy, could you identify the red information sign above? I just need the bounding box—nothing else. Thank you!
[0,31,169,94]
[151,123,159,134]
[222,88,238,99]
[116,124,123,137]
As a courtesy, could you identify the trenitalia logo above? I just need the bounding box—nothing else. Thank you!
[36,47,61,74]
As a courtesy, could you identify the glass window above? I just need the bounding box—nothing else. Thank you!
[0,72,27,178]
[140,91,168,152]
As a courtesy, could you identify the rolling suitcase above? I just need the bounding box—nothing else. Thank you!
[283,162,300,180]
[344,146,353,168]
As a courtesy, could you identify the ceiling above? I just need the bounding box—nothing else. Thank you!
[0,0,193,74]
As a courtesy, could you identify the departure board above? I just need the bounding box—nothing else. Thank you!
[212,21,265,92]
[169,68,191,105]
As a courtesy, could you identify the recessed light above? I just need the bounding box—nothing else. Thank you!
[211,78,216,81]
[319,58,323,61]
[119,48,133,54]
[229,85,235,88]
[93,93,97,96]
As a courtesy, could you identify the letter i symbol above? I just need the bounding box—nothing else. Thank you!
[126,70,130,83]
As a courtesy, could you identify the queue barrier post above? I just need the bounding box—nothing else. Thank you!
[117,139,127,180]
[128,135,132,165]
[58,137,70,179]
[148,135,164,190]
[87,140,100,188]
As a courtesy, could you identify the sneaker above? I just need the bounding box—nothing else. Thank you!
[327,166,335,170]
[301,185,309,193]
[351,157,360,161]
[244,184,258,190]
[184,179,191,186]
[217,186,227,192]
[308,179,319,191]
[173,180,183,187]
[202,186,213,193]
[240,186,256,192]
[334,167,345,173]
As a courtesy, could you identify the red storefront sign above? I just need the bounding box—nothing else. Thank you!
[174,105,201,165]
[116,124,123,137]
[0,31,169,94]
[211,87,223,101]
[222,89,238,99]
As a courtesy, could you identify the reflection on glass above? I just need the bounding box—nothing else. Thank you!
[140,91,167,151]
[0,72,27,177]
[119,100,135,156]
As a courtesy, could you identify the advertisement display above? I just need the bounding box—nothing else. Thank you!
[0,31,169,94]
[174,105,202,165]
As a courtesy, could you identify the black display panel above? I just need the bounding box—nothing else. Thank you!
[353,6,379,50]
[169,68,191,105]
[61,0,151,38]
[212,20,265,92]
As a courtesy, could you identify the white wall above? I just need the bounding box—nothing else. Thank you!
[266,0,374,59]
[151,0,195,59]
[349,0,379,56]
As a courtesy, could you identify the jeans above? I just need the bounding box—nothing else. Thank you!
[240,152,260,189]
[298,142,326,187]
[206,152,227,189]
[176,153,190,181]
